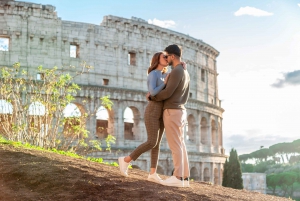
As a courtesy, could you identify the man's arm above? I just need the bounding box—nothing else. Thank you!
[150,68,182,101]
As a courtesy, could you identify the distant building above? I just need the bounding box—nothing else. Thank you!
[242,173,266,194]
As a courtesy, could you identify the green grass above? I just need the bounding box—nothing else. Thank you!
[0,136,125,168]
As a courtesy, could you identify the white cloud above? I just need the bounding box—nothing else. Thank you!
[148,18,176,28]
[298,3,300,7]
[234,6,273,17]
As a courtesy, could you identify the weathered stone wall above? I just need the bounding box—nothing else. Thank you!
[0,0,226,184]
[242,173,267,194]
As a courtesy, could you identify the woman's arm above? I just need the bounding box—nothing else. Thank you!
[148,72,166,96]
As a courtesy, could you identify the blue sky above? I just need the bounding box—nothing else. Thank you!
[22,0,300,154]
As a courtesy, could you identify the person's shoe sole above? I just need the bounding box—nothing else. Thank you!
[161,182,190,187]
[118,157,128,177]
[147,177,162,184]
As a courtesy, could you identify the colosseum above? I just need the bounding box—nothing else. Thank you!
[0,0,226,184]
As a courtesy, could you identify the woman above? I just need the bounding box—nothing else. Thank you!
[118,52,169,183]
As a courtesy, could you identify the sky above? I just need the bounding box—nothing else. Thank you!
[20,0,300,155]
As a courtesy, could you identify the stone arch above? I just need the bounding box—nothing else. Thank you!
[200,117,208,144]
[29,101,46,116]
[187,114,196,142]
[190,167,199,180]
[28,101,47,146]
[62,103,86,137]
[218,122,222,146]
[0,100,13,136]
[123,106,141,140]
[96,106,111,138]
[214,168,219,185]
[131,165,141,170]
[0,100,13,114]
[211,119,216,146]
[204,167,210,182]
[157,165,165,175]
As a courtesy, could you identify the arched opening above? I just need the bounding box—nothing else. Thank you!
[0,100,13,114]
[187,115,196,142]
[211,120,216,146]
[200,117,208,144]
[218,122,222,146]
[190,167,199,180]
[96,106,109,138]
[124,106,141,140]
[131,165,141,170]
[0,100,13,137]
[63,103,85,138]
[204,168,210,182]
[124,107,134,140]
[214,168,219,185]
[157,165,164,175]
[28,101,47,146]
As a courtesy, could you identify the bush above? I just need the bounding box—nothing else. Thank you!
[0,63,114,154]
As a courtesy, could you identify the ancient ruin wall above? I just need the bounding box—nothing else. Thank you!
[0,0,226,184]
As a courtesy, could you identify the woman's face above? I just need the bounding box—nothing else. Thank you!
[159,53,168,67]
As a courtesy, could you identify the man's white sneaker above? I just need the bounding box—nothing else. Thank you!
[118,157,129,177]
[147,173,163,184]
[160,176,190,187]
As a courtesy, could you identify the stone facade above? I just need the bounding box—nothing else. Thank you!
[0,0,226,184]
[242,173,267,194]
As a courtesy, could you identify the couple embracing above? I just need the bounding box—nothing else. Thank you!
[118,44,190,187]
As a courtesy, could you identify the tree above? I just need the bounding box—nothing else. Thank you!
[222,148,244,189]
[267,174,281,195]
[269,142,293,163]
[279,171,298,197]
[241,163,254,173]
[222,158,228,186]
[292,139,300,153]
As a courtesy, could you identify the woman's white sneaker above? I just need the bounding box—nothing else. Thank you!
[147,173,163,184]
[118,157,129,177]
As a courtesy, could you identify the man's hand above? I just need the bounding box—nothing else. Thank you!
[146,91,151,101]
[164,73,170,84]
[181,61,187,70]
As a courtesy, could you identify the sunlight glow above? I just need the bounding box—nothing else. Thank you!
[124,107,134,123]
[0,100,13,114]
[29,102,46,115]
[63,103,81,117]
[0,38,9,51]
[96,106,109,120]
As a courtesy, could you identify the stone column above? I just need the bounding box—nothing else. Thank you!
[207,120,212,153]
[210,162,214,183]
[218,163,222,185]
[115,102,124,146]
[199,162,203,181]
[88,96,96,140]
[216,117,220,154]
[195,116,201,147]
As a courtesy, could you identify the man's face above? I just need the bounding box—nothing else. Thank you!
[165,52,173,66]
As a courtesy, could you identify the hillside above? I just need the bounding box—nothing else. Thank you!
[0,144,291,201]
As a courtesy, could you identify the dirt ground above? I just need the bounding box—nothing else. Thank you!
[0,144,291,201]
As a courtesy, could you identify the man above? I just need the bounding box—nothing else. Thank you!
[149,44,190,187]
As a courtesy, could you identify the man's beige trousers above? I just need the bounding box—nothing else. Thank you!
[163,109,190,178]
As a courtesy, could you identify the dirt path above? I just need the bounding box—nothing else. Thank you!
[0,144,290,201]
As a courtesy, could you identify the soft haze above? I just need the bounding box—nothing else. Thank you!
[22,0,300,154]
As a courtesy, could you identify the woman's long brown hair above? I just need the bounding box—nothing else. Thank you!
[147,52,168,75]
